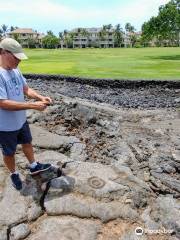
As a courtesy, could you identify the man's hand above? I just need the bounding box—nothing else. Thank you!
[31,101,47,111]
[40,97,53,105]
[23,86,53,105]
[0,100,48,111]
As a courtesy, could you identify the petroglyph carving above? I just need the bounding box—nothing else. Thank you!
[87,176,106,189]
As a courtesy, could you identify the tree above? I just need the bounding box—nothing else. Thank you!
[142,0,180,46]
[9,26,18,32]
[67,32,76,48]
[1,24,9,37]
[81,28,89,47]
[10,26,15,32]
[76,28,83,48]
[0,24,19,40]
[81,28,89,39]
[130,34,138,47]
[98,27,106,41]
[106,24,114,47]
[27,38,37,48]
[158,0,180,46]
[125,23,135,33]
[63,30,70,48]
[47,30,54,36]
[125,23,136,47]
[106,24,113,31]
[114,24,124,47]
[58,32,64,49]
[98,25,108,47]
[0,29,3,40]
[12,33,20,42]
[42,31,59,49]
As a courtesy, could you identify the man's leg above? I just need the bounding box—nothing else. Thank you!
[21,143,35,164]
[0,130,17,173]
[22,143,51,174]
[3,154,16,173]
[3,153,22,190]
[19,120,51,175]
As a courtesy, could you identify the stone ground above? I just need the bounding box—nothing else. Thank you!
[0,79,180,240]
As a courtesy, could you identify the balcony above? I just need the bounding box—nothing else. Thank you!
[73,40,88,44]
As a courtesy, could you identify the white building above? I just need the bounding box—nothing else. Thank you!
[8,28,45,47]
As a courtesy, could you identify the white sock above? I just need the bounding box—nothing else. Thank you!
[29,161,37,169]
[11,171,18,175]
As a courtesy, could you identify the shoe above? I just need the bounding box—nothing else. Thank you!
[11,173,22,190]
[30,162,51,175]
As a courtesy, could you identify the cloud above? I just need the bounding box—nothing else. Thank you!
[0,0,74,19]
[0,0,170,32]
[116,0,170,21]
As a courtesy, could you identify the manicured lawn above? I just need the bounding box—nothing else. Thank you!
[20,48,180,80]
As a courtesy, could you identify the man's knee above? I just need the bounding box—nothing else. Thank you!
[3,153,15,160]
[22,143,32,147]
[2,147,16,157]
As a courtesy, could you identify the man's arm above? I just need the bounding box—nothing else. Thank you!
[23,85,52,104]
[0,99,47,111]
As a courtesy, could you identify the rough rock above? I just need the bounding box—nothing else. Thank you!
[151,171,180,193]
[27,202,43,221]
[10,224,30,240]
[62,161,150,200]
[30,125,80,150]
[0,181,28,227]
[28,217,101,240]
[120,230,147,240]
[45,193,138,222]
[0,81,179,239]
[0,227,7,240]
[148,195,180,237]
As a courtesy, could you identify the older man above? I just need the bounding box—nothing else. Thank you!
[0,38,52,190]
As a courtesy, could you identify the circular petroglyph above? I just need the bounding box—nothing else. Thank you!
[87,176,106,189]
[61,227,80,240]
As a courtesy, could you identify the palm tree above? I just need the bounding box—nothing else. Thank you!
[125,23,135,32]
[125,23,136,47]
[101,24,113,47]
[10,26,15,32]
[47,30,54,36]
[114,24,124,47]
[0,29,3,40]
[106,24,112,31]
[68,32,76,48]
[98,26,107,48]
[12,33,20,42]
[106,24,113,47]
[63,30,68,48]
[59,32,64,49]
[81,28,89,47]
[77,28,83,48]
[1,24,9,37]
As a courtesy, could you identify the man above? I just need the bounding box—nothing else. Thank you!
[0,38,52,190]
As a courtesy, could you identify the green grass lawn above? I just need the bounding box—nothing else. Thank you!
[20,47,180,80]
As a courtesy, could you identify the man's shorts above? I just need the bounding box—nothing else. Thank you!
[0,121,32,156]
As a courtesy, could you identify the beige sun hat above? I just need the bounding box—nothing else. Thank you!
[0,38,28,60]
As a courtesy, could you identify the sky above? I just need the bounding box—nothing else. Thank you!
[0,0,170,35]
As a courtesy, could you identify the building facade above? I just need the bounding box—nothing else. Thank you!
[61,28,141,48]
[8,28,45,48]
[70,28,115,48]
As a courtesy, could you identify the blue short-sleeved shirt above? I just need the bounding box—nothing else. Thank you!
[0,67,27,131]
